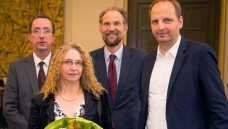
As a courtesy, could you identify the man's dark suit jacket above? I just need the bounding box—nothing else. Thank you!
[90,45,147,129]
[27,91,111,129]
[138,37,228,129]
[3,54,40,129]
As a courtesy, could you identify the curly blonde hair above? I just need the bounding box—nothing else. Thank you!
[41,41,105,99]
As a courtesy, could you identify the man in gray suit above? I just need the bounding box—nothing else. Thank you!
[3,14,55,129]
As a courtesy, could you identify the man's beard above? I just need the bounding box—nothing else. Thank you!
[103,37,121,47]
[102,30,122,47]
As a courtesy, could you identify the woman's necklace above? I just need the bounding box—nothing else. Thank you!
[59,93,79,101]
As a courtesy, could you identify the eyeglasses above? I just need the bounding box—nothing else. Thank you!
[31,28,52,35]
[62,60,84,67]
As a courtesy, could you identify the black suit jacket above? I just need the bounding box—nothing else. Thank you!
[27,91,111,129]
[138,37,228,129]
[90,45,147,129]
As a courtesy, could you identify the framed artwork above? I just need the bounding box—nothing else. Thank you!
[0,0,64,77]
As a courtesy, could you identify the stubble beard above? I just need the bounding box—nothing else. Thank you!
[103,37,121,47]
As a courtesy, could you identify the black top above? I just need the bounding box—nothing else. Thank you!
[27,91,111,129]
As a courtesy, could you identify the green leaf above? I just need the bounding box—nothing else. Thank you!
[44,117,103,129]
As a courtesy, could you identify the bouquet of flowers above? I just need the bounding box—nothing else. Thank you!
[44,117,103,129]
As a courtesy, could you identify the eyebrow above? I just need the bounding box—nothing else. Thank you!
[33,27,51,30]
[63,59,83,61]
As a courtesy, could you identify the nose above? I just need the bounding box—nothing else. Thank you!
[39,31,45,38]
[158,22,165,30]
[69,65,77,71]
[108,24,116,31]
[69,63,80,70]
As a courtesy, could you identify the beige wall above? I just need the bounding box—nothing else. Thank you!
[223,0,228,95]
[64,0,228,95]
[64,0,126,52]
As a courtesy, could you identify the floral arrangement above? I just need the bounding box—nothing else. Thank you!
[45,117,102,129]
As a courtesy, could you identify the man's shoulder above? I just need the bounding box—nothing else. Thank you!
[90,47,103,53]
[183,37,212,49]
[10,54,33,64]
[90,47,104,57]
[181,38,215,55]
[126,47,148,57]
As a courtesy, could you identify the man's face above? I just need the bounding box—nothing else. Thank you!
[150,1,183,45]
[29,18,55,53]
[99,10,128,47]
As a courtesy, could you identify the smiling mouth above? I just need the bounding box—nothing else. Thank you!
[107,33,117,39]
[107,33,117,36]
[158,33,167,37]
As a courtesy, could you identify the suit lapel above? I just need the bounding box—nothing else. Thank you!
[93,48,109,90]
[115,46,133,104]
[167,38,187,100]
[142,51,157,101]
[25,55,39,94]
[92,48,112,107]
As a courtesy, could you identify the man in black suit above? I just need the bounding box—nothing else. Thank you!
[3,14,55,129]
[90,7,147,129]
[138,0,228,129]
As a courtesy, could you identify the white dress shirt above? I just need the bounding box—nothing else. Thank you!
[146,36,181,129]
[33,52,52,78]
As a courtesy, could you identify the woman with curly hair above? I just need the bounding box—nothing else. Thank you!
[27,41,111,129]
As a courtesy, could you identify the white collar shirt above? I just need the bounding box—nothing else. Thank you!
[146,36,181,129]
[33,52,52,77]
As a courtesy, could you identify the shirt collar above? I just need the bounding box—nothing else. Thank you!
[157,36,181,57]
[104,44,123,61]
[33,52,52,66]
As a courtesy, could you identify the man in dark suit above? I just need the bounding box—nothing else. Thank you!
[138,0,228,129]
[90,7,147,129]
[3,14,55,129]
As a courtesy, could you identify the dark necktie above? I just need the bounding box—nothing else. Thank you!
[108,55,117,103]
[38,61,46,90]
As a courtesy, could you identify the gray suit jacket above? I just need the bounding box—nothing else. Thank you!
[3,54,39,129]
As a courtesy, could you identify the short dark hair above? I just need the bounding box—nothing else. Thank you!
[29,14,55,34]
[148,0,182,19]
[99,6,128,25]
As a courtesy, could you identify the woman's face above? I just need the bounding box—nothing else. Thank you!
[60,49,83,84]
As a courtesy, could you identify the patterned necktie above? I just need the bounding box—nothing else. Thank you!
[108,55,117,103]
[38,61,46,90]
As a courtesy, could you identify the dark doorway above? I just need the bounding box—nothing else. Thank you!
[127,0,221,55]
